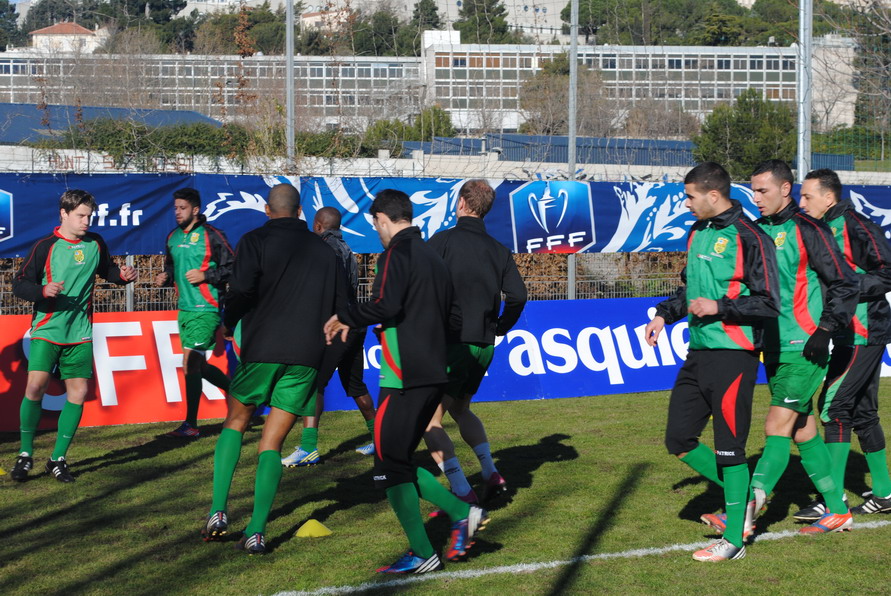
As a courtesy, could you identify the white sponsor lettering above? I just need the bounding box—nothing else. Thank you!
[91,202,143,227]
[152,320,225,403]
[92,321,147,406]
[526,231,587,252]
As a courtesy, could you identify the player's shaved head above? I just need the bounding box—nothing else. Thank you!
[267,183,300,217]
[314,206,342,231]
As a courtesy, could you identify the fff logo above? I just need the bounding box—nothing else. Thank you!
[509,181,595,253]
[0,188,12,244]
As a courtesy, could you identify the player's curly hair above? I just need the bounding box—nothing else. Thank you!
[59,189,97,216]
[459,179,495,218]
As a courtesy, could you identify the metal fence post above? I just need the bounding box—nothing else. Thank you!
[568,254,576,300]
[126,254,134,311]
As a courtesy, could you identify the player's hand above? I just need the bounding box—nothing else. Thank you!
[688,298,719,318]
[43,281,64,298]
[154,272,169,287]
[803,327,832,364]
[222,327,234,341]
[644,316,665,347]
[323,314,349,345]
[185,269,206,284]
[372,324,383,342]
[119,265,137,282]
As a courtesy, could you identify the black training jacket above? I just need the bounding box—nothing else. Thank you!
[338,226,454,389]
[428,216,527,344]
[824,199,891,345]
[224,217,346,367]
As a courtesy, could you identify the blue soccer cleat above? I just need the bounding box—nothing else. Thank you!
[281,447,320,467]
[446,505,489,561]
[355,443,375,456]
[376,551,443,574]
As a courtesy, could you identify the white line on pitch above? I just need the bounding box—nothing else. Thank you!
[269,520,891,596]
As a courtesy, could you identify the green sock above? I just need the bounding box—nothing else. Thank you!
[825,442,851,497]
[385,482,434,559]
[864,449,891,499]
[416,466,471,521]
[19,397,42,455]
[210,428,244,514]
[679,443,723,487]
[301,427,319,453]
[51,401,83,460]
[721,463,750,548]
[750,435,791,495]
[798,435,847,513]
[202,364,230,391]
[185,373,203,427]
[365,418,375,440]
[245,450,283,536]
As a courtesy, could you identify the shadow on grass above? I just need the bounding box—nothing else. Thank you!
[545,462,650,596]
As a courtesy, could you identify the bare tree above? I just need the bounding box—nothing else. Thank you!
[622,98,700,140]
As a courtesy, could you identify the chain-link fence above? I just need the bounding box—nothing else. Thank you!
[1,252,685,314]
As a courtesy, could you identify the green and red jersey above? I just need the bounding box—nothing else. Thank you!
[822,199,891,346]
[163,215,233,312]
[656,201,780,351]
[13,228,130,345]
[756,202,859,353]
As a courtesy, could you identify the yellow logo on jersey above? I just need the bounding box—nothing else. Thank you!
[190,232,200,244]
[714,237,728,254]
[73,249,85,263]
[775,232,786,247]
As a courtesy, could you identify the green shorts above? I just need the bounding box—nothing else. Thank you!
[764,352,827,414]
[178,311,220,352]
[229,362,318,416]
[445,343,495,398]
[28,339,93,380]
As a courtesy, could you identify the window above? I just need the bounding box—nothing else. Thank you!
[717,59,731,70]
[783,58,795,70]
[766,58,779,70]
[453,58,467,67]
[602,54,616,69]
[668,58,683,69]
[635,58,649,69]
[749,55,763,69]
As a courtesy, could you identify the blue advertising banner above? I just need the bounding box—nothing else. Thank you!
[1,173,890,258]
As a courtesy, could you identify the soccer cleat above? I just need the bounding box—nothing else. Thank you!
[45,457,75,483]
[202,511,229,542]
[428,489,479,518]
[752,487,768,520]
[699,512,755,540]
[11,453,33,482]
[481,471,508,502]
[446,505,489,561]
[281,447,320,467]
[235,532,266,554]
[851,494,891,515]
[793,500,828,522]
[692,538,746,562]
[799,511,853,534]
[167,422,200,438]
[355,442,375,456]
[376,550,444,574]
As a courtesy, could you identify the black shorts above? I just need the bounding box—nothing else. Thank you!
[316,327,369,398]
[665,350,759,466]
[818,344,884,438]
[372,385,443,489]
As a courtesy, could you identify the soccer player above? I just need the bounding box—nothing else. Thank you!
[645,162,780,562]
[793,168,891,517]
[154,189,233,438]
[202,184,344,555]
[325,189,489,574]
[281,207,376,467]
[423,179,527,503]
[10,190,136,483]
[740,159,859,534]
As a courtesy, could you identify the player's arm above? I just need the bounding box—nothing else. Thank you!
[718,223,780,322]
[495,255,527,336]
[800,216,859,333]
[848,212,891,302]
[204,226,235,286]
[94,234,135,285]
[339,244,409,328]
[653,267,688,325]
[12,237,52,302]
[223,234,261,330]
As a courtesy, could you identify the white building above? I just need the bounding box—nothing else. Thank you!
[28,22,109,54]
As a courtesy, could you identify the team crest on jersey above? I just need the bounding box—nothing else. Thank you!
[73,249,85,263]
[774,231,786,247]
[189,232,200,243]
[714,237,728,254]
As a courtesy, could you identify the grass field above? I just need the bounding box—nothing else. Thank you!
[3,383,891,596]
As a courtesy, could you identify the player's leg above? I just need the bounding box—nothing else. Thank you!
[665,352,721,485]
[341,328,376,453]
[237,365,316,554]
[424,395,475,501]
[850,345,891,513]
[12,361,53,481]
[172,312,223,436]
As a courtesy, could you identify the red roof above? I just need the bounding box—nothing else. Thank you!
[29,22,94,36]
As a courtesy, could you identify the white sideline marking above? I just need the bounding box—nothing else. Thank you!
[270,520,891,596]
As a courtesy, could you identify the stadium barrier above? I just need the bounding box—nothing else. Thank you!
[4,299,891,431]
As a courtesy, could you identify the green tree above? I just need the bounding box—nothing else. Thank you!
[689,6,744,46]
[412,105,454,140]
[692,88,796,180]
[412,0,441,30]
[453,0,524,44]
[351,9,401,56]
[22,0,105,34]
[0,0,21,48]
